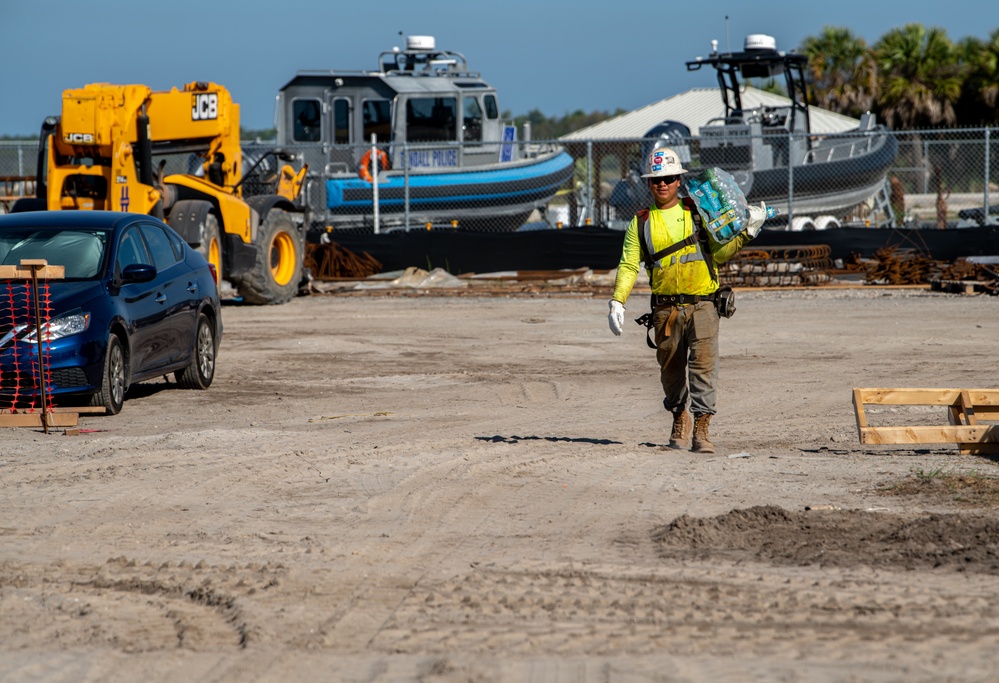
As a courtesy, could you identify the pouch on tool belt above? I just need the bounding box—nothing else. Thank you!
[715,285,736,318]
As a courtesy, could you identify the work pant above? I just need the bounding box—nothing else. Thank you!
[652,301,719,416]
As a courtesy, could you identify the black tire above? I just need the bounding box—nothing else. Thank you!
[90,334,126,415]
[175,313,216,390]
[196,213,223,285]
[232,208,303,305]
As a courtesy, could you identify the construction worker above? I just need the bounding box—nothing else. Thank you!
[607,147,767,453]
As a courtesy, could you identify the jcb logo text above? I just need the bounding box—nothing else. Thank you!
[64,133,94,144]
[192,93,218,121]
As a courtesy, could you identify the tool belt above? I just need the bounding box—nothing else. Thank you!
[650,292,716,308]
[634,287,736,349]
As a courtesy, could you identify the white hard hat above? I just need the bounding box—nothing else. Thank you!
[640,147,688,178]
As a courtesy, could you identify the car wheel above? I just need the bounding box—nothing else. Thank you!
[90,334,126,415]
[175,313,216,390]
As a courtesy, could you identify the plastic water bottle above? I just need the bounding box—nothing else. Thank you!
[682,167,750,243]
[766,206,780,220]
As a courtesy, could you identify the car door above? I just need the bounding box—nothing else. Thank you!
[135,222,198,372]
[116,225,161,374]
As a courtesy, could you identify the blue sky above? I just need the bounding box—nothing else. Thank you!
[1,0,995,136]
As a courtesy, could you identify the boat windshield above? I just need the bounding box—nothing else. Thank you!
[405,97,457,142]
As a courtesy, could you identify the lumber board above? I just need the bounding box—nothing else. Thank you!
[0,412,79,428]
[63,406,106,414]
[858,425,999,445]
[0,263,66,279]
[855,388,999,406]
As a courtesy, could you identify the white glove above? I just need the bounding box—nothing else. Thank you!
[746,201,768,237]
[608,300,625,336]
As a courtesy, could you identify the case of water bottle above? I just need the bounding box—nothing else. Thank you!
[681,167,775,243]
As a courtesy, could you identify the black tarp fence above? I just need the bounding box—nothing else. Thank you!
[326,225,999,275]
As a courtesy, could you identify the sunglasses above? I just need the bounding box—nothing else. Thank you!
[650,175,681,185]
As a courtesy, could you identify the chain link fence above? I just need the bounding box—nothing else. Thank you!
[3,128,997,229]
[561,128,998,231]
[242,137,575,235]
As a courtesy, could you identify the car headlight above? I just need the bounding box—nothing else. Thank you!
[23,312,91,342]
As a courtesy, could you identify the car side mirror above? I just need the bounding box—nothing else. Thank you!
[120,263,157,283]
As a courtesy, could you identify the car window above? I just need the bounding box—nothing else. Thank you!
[163,227,187,260]
[139,224,180,271]
[117,227,151,270]
[0,228,107,279]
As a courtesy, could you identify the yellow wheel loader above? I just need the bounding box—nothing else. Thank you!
[14,82,308,304]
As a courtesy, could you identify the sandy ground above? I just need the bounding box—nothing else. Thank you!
[2,284,999,682]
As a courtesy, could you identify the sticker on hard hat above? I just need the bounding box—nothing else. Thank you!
[651,151,675,166]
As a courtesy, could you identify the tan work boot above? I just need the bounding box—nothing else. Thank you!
[692,413,715,454]
[667,409,691,449]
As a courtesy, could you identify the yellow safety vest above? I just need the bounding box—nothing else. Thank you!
[612,201,749,304]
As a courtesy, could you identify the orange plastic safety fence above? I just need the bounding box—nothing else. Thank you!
[1,279,53,412]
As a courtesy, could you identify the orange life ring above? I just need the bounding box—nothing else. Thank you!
[358,149,391,182]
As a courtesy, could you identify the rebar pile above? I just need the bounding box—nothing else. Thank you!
[859,248,935,284]
[305,242,383,280]
[934,259,999,295]
[720,245,833,286]
[940,259,984,282]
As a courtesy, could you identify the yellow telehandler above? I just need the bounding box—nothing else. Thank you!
[14,81,308,304]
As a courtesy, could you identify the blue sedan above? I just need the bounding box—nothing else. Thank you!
[0,211,222,415]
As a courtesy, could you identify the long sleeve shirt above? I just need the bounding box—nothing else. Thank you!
[612,202,750,304]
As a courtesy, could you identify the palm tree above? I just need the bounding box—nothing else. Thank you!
[800,27,877,118]
[875,24,963,226]
[956,29,999,125]
[873,24,962,129]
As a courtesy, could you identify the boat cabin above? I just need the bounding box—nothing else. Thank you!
[274,36,508,176]
[686,34,813,171]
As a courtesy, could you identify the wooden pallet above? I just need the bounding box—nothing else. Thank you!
[853,388,999,454]
[0,408,80,429]
[931,279,997,295]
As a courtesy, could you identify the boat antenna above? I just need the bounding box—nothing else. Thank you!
[725,15,730,52]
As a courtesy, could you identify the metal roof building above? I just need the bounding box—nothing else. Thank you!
[560,86,861,141]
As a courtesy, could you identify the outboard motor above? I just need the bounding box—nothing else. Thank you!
[640,120,692,166]
[609,160,649,220]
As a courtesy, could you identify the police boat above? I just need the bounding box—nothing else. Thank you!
[266,35,575,233]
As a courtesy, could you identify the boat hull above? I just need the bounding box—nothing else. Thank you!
[742,133,899,217]
[321,151,575,232]
[610,129,899,224]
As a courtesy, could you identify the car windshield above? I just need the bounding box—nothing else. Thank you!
[0,227,108,279]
